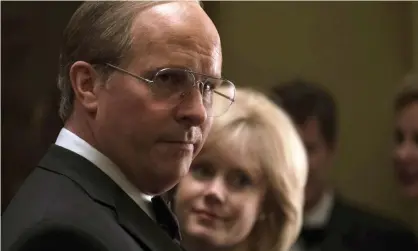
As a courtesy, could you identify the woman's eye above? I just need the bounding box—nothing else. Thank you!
[190,163,214,180]
[228,171,253,189]
[394,129,404,144]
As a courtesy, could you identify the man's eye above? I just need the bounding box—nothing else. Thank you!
[157,71,189,85]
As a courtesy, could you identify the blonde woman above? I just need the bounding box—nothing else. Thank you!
[172,88,308,251]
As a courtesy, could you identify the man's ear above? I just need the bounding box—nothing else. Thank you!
[69,61,100,113]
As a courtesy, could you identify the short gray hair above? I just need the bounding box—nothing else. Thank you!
[57,1,201,121]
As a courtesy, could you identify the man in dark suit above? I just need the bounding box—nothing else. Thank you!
[2,1,235,251]
[270,80,417,251]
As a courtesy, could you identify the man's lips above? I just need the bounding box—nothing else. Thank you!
[162,141,195,151]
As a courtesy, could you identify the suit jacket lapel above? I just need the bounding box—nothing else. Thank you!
[38,144,118,208]
[39,145,183,251]
[115,188,183,251]
[152,196,181,241]
[321,197,357,251]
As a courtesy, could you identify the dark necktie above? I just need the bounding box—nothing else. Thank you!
[300,226,327,249]
[151,196,182,242]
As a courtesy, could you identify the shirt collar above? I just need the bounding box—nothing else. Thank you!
[55,128,154,219]
[304,190,334,228]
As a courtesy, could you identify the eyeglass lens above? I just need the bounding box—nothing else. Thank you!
[152,69,234,117]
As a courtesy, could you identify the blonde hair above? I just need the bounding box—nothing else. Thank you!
[204,88,308,251]
[395,72,418,112]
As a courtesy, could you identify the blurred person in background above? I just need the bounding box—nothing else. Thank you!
[172,88,308,251]
[394,73,418,200]
[270,80,417,251]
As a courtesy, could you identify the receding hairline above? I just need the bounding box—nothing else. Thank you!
[129,1,215,47]
[126,0,220,73]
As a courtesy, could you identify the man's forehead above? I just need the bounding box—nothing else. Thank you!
[297,117,321,139]
[151,1,200,22]
[397,102,418,129]
[134,1,204,28]
[132,1,218,42]
[129,2,221,76]
[133,42,222,78]
[304,117,320,133]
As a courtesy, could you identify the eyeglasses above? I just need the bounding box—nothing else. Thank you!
[105,63,235,117]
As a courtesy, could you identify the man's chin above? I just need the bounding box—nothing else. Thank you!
[144,161,191,194]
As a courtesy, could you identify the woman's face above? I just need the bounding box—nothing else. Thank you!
[174,146,266,249]
[393,101,418,198]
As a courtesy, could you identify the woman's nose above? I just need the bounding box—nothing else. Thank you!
[396,142,414,162]
[204,177,227,204]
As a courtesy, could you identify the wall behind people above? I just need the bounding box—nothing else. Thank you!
[1,1,81,211]
[413,2,418,73]
[411,2,418,233]
[206,1,416,229]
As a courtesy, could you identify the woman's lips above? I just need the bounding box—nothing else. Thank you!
[192,209,222,220]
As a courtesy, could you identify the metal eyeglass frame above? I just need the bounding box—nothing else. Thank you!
[104,63,236,104]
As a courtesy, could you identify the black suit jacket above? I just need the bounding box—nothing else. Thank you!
[2,145,183,251]
[302,196,418,251]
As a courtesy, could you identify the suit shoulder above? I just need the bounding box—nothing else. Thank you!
[339,200,409,230]
[3,168,118,250]
[336,199,417,243]
[332,198,417,250]
[5,221,109,251]
[3,167,99,224]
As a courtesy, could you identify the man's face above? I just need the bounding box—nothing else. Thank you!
[297,117,334,210]
[92,2,222,195]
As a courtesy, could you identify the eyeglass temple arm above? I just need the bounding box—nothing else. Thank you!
[214,90,235,102]
[105,63,152,84]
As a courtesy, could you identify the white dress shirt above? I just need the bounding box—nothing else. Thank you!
[291,191,334,251]
[55,128,155,220]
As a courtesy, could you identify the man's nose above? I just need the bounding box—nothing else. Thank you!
[174,87,208,127]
